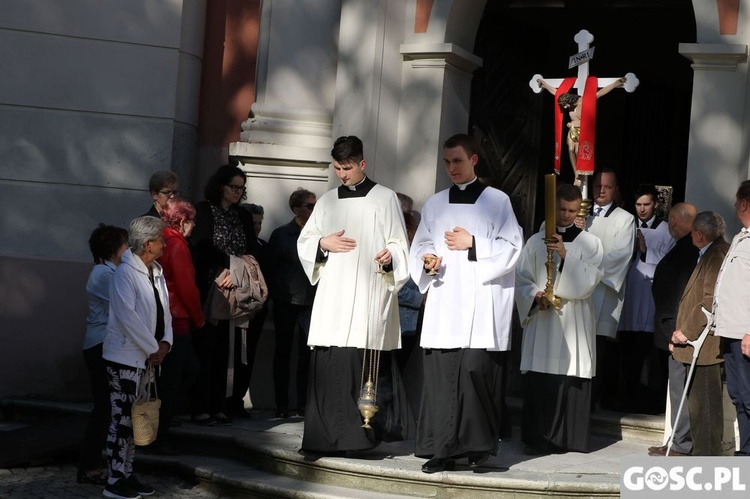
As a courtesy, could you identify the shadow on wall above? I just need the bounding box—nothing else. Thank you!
[0,256,91,401]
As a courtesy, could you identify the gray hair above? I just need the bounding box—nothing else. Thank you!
[692,211,725,242]
[128,216,165,255]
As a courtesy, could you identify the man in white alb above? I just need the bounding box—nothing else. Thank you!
[410,134,523,473]
[297,135,411,455]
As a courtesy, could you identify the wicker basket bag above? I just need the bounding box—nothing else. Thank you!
[132,365,161,446]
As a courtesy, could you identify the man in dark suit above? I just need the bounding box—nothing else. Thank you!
[669,211,728,456]
[649,202,697,456]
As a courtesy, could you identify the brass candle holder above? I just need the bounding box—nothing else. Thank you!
[543,174,562,310]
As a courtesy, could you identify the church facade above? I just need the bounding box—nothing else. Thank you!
[1,0,748,401]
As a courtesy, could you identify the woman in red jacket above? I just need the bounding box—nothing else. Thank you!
[148,197,205,453]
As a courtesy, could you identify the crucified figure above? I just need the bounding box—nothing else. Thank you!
[537,77,626,181]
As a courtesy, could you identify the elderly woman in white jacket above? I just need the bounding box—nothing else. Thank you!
[102,216,173,499]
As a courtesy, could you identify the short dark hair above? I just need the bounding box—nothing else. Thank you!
[557,183,582,203]
[443,134,478,157]
[634,183,659,204]
[242,203,264,216]
[403,211,418,235]
[148,171,178,193]
[736,180,750,203]
[204,164,247,205]
[88,224,128,264]
[331,136,364,164]
[594,167,618,185]
[289,188,315,210]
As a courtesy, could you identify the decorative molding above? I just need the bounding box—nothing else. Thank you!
[236,161,330,183]
[400,42,482,73]
[678,43,747,71]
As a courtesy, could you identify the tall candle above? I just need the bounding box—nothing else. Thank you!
[545,174,556,240]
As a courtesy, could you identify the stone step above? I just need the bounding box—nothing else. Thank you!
[0,399,659,498]
[138,453,415,499]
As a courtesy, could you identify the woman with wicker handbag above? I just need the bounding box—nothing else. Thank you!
[102,216,173,499]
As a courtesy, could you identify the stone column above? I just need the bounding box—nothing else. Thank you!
[230,0,341,237]
[395,43,481,208]
[679,43,748,234]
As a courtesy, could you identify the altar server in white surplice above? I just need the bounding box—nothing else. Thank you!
[297,135,412,455]
[410,134,523,474]
[618,184,675,413]
[582,168,635,410]
[517,183,603,454]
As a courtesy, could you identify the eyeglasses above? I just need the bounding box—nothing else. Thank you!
[303,203,316,209]
[159,189,179,197]
[226,185,246,194]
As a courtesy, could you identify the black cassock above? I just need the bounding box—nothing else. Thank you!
[301,346,415,453]
[415,348,508,459]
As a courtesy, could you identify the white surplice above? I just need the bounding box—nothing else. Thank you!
[516,227,603,379]
[586,207,636,338]
[410,185,523,350]
[297,181,409,350]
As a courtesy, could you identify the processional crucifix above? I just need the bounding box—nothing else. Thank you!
[529,29,639,214]
[529,29,639,309]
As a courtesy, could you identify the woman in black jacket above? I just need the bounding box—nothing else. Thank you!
[190,164,258,426]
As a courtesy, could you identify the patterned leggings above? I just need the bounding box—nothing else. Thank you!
[105,362,141,485]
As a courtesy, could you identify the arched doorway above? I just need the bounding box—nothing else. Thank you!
[470,1,696,237]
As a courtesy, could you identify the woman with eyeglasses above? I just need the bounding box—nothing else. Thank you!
[190,164,258,426]
[143,171,179,218]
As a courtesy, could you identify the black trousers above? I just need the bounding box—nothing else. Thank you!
[229,306,267,412]
[155,333,198,441]
[191,321,230,416]
[78,343,110,472]
[272,302,312,411]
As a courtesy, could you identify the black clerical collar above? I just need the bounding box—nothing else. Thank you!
[556,224,581,242]
[449,178,487,204]
[338,176,376,198]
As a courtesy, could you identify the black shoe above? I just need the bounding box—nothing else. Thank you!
[103,479,141,499]
[467,452,489,468]
[421,457,455,474]
[296,408,305,417]
[232,408,253,419]
[191,414,217,426]
[76,470,107,485]
[275,409,289,419]
[212,413,233,426]
[125,475,154,496]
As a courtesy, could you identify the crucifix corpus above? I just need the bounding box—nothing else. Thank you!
[529,29,639,214]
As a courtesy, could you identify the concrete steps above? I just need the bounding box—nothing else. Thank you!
[1,399,664,498]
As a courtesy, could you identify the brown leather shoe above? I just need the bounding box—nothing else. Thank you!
[665,448,691,457]
[647,445,667,456]
[649,445,690,457]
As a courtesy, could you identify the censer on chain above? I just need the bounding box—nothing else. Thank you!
[357,258,388,428]
[357,349,380,429]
